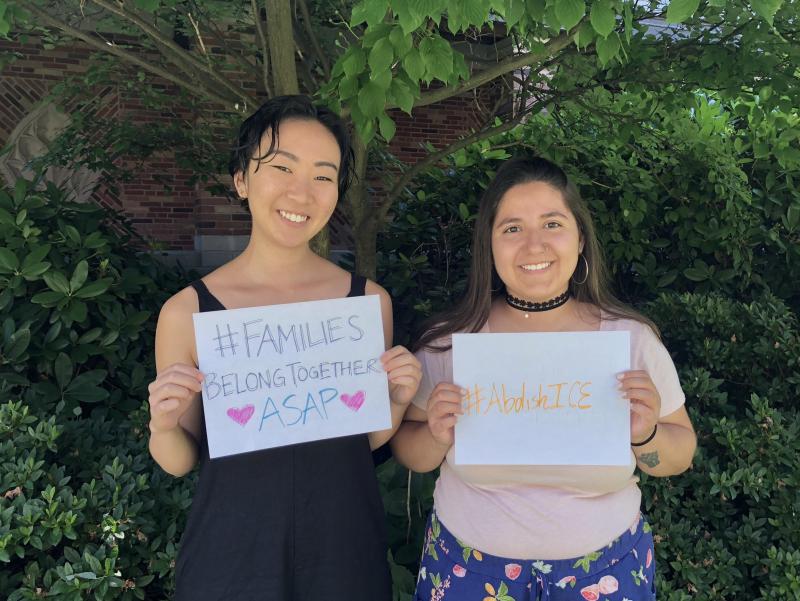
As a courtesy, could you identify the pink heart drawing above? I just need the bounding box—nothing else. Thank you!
[226,404,255,426]
[340,390,366,412]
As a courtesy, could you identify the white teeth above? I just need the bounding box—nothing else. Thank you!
[279,210,308,223]
[521,262,551,271]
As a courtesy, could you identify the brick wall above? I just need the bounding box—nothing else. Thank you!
[1,35,498,264]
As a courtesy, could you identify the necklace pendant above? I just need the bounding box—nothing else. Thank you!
[524,313,529,319]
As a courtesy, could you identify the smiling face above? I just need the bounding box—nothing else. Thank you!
[491,180,583,302]
[233,118,341,249]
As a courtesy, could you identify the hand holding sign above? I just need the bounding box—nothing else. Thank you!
[147,363,204,433]
[381,345,422,407]
[425,382,464,449]
[193,295,392,458]
[453,331,631,466]
[620,370,661,444]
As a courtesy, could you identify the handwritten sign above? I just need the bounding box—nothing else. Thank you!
[193,295,391,458]
[452,331,630,465]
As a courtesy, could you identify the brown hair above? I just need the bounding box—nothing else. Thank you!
[414,156,658,352]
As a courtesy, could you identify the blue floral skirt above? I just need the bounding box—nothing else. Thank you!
[415,511,656,601]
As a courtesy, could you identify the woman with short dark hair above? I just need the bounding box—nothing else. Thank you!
[147,95,420,601]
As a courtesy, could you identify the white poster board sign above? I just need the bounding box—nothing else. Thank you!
[453,331,630,465]
[193,295,391,458]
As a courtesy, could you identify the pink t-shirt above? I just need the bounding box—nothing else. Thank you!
[411,315,685,560]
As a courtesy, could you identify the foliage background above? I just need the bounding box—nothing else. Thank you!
[1,0,799,600]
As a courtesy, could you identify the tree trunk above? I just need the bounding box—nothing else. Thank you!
[354,215,378,280]
[345,135,379,280]
[263,0,299,96]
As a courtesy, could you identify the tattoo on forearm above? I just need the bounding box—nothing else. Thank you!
[639,451,660,468]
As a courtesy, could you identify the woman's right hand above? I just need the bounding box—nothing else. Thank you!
[426,382,464,448]
[147,363,204,434]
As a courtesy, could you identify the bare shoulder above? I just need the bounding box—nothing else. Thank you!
[158,284,199,323]
[155,285,201,368]
[365,278,391,305]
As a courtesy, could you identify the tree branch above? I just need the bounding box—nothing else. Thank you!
[89,0,255,108]
[24,4,239,108]
[404,27,577,110]
[379,110,527,219]
[251,0,273,96]
[296,0,331,78]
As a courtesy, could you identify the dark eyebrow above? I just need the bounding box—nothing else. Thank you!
[495,211,569,228]
[273,149,338,172]
[494,217,520,228]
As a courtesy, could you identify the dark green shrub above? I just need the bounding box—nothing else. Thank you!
[377,97,800,599]
[643,292,799,599]
[0,180,192,600]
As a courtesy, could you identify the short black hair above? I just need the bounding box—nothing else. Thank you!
[228,95,353,199]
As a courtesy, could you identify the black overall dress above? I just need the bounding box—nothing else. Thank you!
[174,275,392,601]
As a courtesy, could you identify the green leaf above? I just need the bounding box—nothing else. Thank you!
[554,0,585,30]
[590,0,616,37]
[389,78,415,114]
[502,0,526,29]
[0,247,18,272]
[31,290,64,305]
[341,47,366,78]
[350,0,388,26]
[787,205,799,230]
[574,20,595,50]
[371,66,392,90]
[357,81,386,119]
[43,271,70,294]
[338,75,360,100]
[684,267,708,282]
[70,260,89,292]
[526,0,546,21]
[55,352,73,388]
[368,37,395,74]
[378,113,396,141]
[419,36,453,82]
[596,32,620,65]
[66,299,88,322]
[5,328,30,360]
[389,26,413,57]
[393,0,425,34]
[665,0,700,24]
[751,0,783,26]
[21,244,50,268]
[21,261,51,279]
[74,278,112,299]
[134,0,160,10]
[402,47,426,81]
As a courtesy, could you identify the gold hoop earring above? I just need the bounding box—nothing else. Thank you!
[572,254,589,285]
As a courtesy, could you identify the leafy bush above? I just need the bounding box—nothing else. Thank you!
[643,292,799,600]
[0,180,191,600]
[377,95,800,600]
[379,93,800,348]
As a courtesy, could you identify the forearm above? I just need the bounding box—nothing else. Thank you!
[368,400,409,450]
[634,422,696,477]
[148,426,200,477]
[390,420,450,473]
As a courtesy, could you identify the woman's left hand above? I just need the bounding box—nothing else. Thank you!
[381,346,422,406]
[619,370,661,444]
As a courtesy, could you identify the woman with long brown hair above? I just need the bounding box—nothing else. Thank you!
[392,156,696,600]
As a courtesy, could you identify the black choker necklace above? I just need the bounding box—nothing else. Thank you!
[505,290,570,317]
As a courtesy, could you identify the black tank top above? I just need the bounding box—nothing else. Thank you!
[174,274,392,601]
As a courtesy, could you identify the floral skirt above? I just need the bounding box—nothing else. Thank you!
[415,511,656,601]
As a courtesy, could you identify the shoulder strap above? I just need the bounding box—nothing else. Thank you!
[190,280,227,312]
[347,274,367,298]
